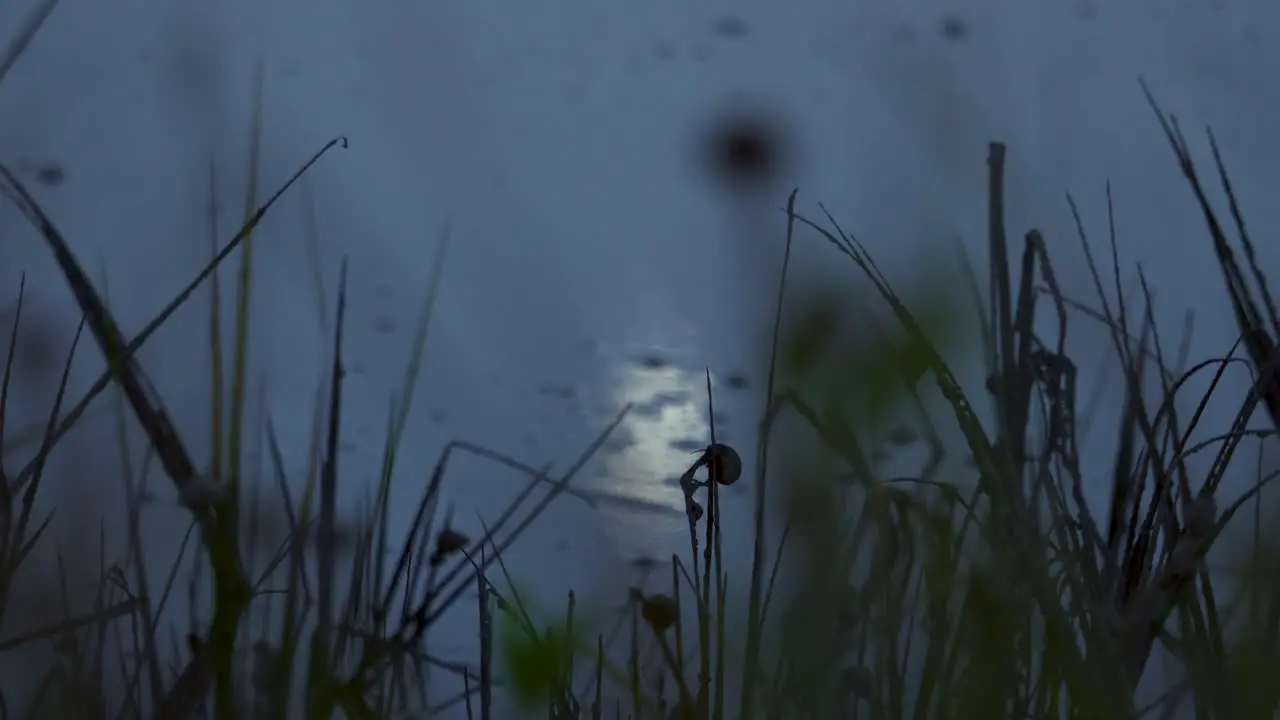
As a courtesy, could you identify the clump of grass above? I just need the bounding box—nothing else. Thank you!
[493,89,1280,719]
[0,25,639,716]
[0,119,639,718]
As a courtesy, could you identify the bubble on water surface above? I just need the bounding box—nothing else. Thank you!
[372,315,397,335]
[668,437,704,453]
[710,16,750,40]
[938,14,969,43]
[635,353,671,369]
[35,163,65,187]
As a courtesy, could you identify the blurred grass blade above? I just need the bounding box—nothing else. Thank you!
[0,0,57,88]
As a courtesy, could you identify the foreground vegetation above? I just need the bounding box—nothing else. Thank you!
[2,12,1280,719]
[488,88,1280,719]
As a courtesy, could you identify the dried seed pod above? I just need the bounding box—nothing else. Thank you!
[985,372,1001,395]
[702,442,742,486]
[640,593,679,632]
[431,527,470,565]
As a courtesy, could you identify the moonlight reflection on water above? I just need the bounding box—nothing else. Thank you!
[606,359,705,513]
[578,337,764,557]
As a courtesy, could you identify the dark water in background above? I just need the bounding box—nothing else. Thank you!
[0,0,1276,714]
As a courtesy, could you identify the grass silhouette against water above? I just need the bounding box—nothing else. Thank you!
[0,117,639,718]
[0,35,633,717]
[0,7,1278,715]
[491,92,1280,719]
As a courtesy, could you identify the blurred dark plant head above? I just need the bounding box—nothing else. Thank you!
[690,99,797,195]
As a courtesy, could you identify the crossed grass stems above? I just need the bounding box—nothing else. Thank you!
[0,52,1275,720]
